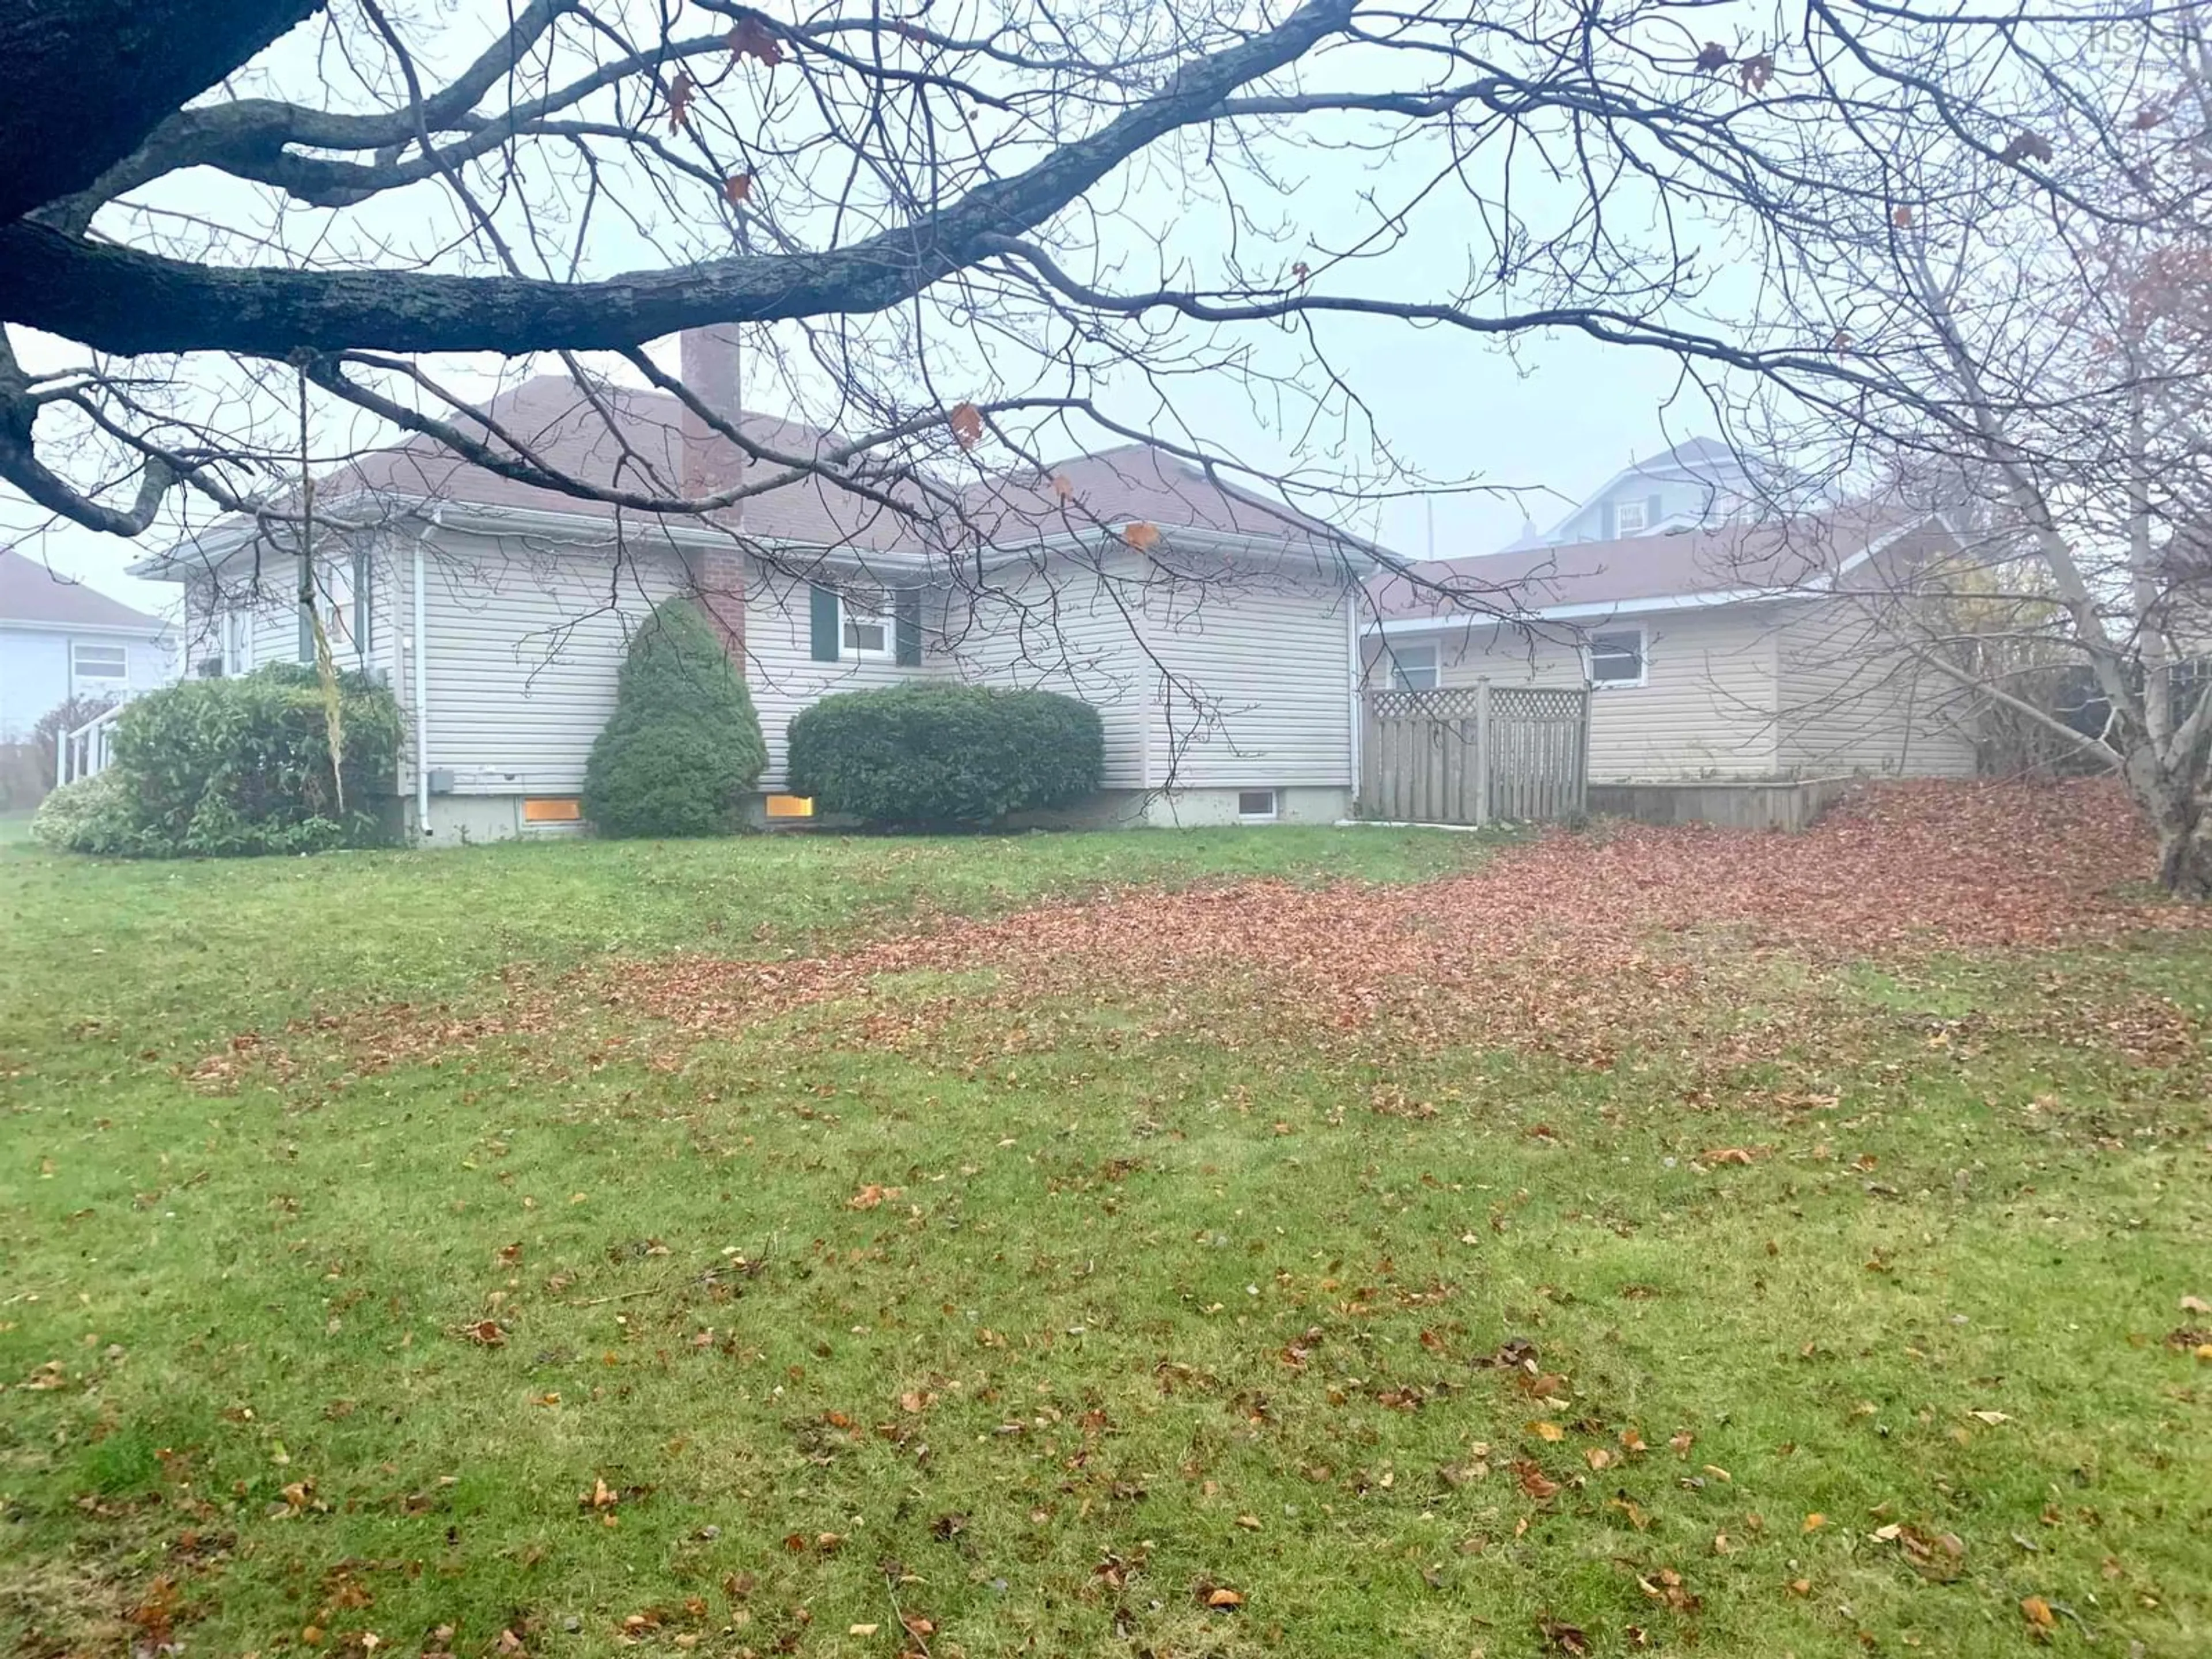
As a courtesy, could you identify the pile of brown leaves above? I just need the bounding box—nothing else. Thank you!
[598,779,2205,1065]
[224,781,2211,1084]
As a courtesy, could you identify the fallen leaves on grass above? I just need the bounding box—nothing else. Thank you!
[1872,1521,1965,1580]
[1515,1460,1562,1501]
[1539,1615,1592,1654]
[204,782,2212,1096]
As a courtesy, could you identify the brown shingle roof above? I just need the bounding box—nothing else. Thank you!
[960,444,1361,549]
[327,376,922,552]
[1369,509,1922,622]
[0,546,166,631]
[309,379,1366,559]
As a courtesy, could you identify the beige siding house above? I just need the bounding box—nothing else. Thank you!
[132,344,1373,842]
[1365,514,1978,782]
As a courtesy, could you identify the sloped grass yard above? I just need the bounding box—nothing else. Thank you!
[2,792,2207,1659]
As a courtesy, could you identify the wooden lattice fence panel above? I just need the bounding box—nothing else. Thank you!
[1359,681,1589,825]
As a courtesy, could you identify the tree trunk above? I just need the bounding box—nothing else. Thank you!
[2142,777,2212,898]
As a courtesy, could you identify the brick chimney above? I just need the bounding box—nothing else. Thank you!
[677,324,747,662]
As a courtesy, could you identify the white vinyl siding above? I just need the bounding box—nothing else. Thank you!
[410,532,681,794]
[1139,559,1356,790]
[1775,600,1978,777]
[1369,607,1785,780]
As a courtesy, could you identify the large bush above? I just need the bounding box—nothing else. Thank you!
[787,683,1104,827]
[583,600,768,838]
[98,665,404,856]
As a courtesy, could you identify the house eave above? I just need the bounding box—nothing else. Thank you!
[0,615,171,639]
[1368,515,1934,637]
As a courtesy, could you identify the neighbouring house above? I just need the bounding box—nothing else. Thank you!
[0,545,174,743]
[1499,435,1775,551]
[127,330,1374,842]
[1365,511,1979,782]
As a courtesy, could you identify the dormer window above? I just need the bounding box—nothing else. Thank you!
[1615,499,1649,534]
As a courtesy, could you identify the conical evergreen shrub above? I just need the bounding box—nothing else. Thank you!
[582,599,766,837]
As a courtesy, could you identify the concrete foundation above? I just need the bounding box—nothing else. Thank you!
[400,783,1355,843]
[403,793,583,846]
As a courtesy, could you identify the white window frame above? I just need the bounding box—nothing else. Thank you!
[71,641,129,684]
[1236,788,1280,823]
[839,589,893,662]
[1387,641,1441,692]
[1613,498,1649,534]
[1586,626,1647,689]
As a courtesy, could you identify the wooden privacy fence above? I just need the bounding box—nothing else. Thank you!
[1359,682,1590,825]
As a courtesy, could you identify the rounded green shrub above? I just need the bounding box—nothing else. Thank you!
[582,599,767,838]
[101,664,404,857]
[786,683,1104,828]
[29,771,138,854]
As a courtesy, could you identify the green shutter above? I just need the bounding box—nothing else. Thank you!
[894,590,922,666]
[297,554,315,662]
[353,547,373,655]
[809,584,840,662]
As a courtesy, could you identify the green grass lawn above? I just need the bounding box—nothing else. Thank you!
[1,816,2207,1658]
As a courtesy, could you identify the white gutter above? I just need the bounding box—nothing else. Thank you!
[410,509,443,839]
[1373,587,1782,634]
[0,618,171,639]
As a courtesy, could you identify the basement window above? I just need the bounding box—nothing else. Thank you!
[1237,789,1279,822]
[522,797,582,823]
[765,794,817,820]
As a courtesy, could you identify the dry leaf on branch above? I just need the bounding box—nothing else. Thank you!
[948,403,984,451]
[665,70,695,132]
[722,173,754,206]
[727,16,785,65]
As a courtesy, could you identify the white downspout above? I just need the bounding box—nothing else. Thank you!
[1346,596,1363,813]
[411,509,442,838]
